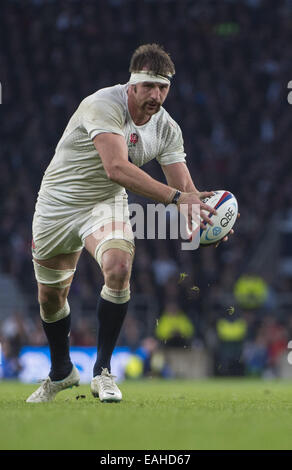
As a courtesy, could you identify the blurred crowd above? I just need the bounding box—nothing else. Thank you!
[1,0,292,378]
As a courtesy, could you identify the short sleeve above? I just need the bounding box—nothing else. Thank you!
[82,99,125,140]
[156,121,186,166]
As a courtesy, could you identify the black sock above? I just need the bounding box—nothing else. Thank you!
[93,297,129,377]
[42,314,73,381]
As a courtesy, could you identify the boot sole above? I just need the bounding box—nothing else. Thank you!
[91,391,121,403]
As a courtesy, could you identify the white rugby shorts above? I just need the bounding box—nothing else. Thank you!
[32,194,134,260]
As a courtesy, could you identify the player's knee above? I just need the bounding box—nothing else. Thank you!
[102,254,132,289]
[104,263,131,289]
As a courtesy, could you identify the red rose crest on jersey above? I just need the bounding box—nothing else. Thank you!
[31,239,36,252]
[130,133,138,144]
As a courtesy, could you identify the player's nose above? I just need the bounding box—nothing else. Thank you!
[150,86,161,102]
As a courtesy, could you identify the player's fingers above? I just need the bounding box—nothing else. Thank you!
[200,213,214,226]
[215,236,227,248]
[215,230,234,247]
[201,203,217,215]
[221,231,233,243]
[198,191,215,200]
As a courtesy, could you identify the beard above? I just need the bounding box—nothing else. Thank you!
[142,100,161,114]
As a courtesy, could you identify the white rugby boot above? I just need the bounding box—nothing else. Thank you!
[91,368,122,403]
[26,365,80,403]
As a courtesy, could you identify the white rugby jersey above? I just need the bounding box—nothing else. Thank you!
[37,84,186,209]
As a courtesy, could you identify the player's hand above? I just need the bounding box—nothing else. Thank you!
[177,191,217,231]
[215,212,240,248]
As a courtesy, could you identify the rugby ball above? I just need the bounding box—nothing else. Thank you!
[200,190,238,245]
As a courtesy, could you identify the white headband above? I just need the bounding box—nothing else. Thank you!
[129,71,171,85]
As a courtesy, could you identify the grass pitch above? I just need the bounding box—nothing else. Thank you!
[0,378,292,450]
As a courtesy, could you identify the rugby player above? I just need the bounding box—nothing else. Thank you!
[26,44,232,403]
